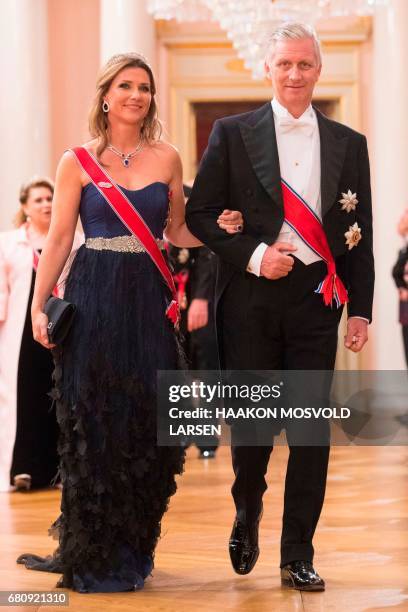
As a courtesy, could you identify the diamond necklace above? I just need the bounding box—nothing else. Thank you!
[107,140,144,167]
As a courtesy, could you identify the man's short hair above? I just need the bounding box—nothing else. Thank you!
[266,22,322,67]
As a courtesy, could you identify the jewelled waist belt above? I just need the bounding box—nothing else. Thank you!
[85,235,166,253]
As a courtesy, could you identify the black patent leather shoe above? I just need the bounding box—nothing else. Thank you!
[281,560,325,591]
[229,517,260,575]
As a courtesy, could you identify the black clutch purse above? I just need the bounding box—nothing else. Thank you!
[44,296,76,345]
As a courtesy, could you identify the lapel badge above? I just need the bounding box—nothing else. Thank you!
[339,189,358,213]
[98,181,112,188]
[177,248,190,264]
[345,222,362,250]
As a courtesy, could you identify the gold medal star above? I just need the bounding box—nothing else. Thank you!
[339,189,358,213]
[344,222,362,250]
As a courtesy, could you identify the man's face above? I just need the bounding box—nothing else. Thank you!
[265,37,321,111]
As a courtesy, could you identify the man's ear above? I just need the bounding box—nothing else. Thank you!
[264,60,271,80]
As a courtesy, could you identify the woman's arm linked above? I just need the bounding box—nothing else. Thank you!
[164,145,242,247]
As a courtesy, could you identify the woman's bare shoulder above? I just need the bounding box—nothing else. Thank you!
[58,140,98,183]
[151,139,180,158]
[151,141,181,176]
[81,138,99,154]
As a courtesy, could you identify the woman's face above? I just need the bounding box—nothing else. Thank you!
[104,67,152,128]
[23,186,53,229]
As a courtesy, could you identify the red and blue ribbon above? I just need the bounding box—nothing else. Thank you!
[281,179,348,308]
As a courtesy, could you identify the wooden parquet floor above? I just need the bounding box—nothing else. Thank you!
[0,446,407,612]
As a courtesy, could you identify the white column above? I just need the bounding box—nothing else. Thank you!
[100,0,157,69]
[370,0,408,369]
[0,0,50,231]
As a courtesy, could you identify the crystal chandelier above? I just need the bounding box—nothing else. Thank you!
[147,0,389,79]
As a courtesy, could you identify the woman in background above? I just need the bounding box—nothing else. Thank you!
[0,178,63,492]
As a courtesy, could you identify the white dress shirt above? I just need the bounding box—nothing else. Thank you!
[246,99,368,323]
[247,98,322,275]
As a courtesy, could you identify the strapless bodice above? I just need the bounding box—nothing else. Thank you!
[79,181,169,239]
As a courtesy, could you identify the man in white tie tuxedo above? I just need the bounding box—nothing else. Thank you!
[186,23,374,590]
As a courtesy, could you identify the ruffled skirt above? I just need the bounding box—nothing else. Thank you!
[17,245,184,592]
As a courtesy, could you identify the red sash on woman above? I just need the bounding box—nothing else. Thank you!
[281,179,348,308]
[71,146,180,326]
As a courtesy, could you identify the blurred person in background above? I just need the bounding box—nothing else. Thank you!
[392,208,408,366]
[0,177,59,492]
[168,184,220,458]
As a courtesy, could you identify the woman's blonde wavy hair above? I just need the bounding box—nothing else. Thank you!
[88,52,162,158]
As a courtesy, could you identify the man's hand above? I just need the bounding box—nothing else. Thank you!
[187,298,209,332]
[260,243,297,280]
[344,318,368,353]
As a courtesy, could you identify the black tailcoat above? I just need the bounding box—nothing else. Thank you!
[185,103,375,565]
[186,102,374,330]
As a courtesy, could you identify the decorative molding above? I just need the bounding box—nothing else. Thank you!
[156,15,372,46]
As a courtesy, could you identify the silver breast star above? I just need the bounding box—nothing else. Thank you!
[339,190,358,213]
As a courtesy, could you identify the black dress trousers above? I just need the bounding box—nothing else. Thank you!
[219,258,343,566]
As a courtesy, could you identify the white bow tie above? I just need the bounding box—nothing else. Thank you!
[277,115,316,137]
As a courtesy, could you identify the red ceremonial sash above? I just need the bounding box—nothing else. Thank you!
[281,179,348,308]
[174,270,189,309]
[71,146,180,326]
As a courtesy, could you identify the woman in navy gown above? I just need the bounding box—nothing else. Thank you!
[18,53,242,593]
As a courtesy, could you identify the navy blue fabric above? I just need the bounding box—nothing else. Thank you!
[80,181,169,239]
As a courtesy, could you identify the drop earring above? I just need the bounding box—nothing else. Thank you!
[102,100,110,113]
